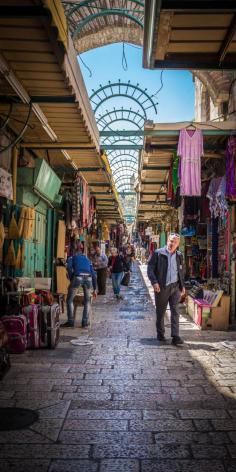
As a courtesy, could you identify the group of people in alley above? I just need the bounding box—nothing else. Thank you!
[62,233,185,346]
[62,243,135,328]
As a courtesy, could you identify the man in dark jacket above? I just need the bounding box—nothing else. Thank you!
[147,233,185,345]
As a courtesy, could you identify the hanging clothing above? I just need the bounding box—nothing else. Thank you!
[177,128,203,196]
[167,163,173,201]
[225,136,236,199]
[72,176,83,220]
[5,241,16,266]
[18,207,35,240]
[172,152,179,194]
[8,214,20,239]
[207,176,228,219]
[82,180,89,228]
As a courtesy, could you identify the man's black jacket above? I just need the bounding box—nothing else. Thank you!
[147,248,184,290]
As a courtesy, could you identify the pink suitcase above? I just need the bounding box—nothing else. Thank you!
[22,304,40,349]
[1,315,27,354]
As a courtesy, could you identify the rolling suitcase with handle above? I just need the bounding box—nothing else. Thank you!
[39,303,60,349]
[22,304,40,349]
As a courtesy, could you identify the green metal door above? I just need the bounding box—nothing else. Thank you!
[22,210,47,277]
[34,211,46,275]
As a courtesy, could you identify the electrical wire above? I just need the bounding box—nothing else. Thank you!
[122,42,128,71]
[78,55,92,77]
[153,70,164,97]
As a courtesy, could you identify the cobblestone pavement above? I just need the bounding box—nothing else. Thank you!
[1,263,236,471]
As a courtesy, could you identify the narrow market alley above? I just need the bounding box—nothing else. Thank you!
[1,263,236,472]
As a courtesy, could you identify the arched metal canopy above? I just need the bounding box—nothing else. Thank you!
[90,81,158,117]
[97,108,145,130]
[65,1,144,42]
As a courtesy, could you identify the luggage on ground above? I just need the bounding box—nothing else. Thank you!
[22,304,40,349]
[1,315,27,353]
[39,303,60,349]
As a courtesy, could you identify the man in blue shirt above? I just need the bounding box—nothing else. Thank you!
[147,233,185,345]
[62,243,97,328]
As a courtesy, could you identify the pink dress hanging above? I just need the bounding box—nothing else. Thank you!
[177,128,204,196]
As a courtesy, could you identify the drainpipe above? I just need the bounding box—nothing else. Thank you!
[143,0,162,69]
[12,147,18,205]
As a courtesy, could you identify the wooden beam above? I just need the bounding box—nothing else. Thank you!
[154,54,236,69]
[161,0,236,11]
[21,143,95,149]
[218,14,236,63]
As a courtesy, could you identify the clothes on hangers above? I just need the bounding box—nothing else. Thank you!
[207,176,228,219]
[177,128,204,196]
[225,136,236,199]
[172,152,179,194]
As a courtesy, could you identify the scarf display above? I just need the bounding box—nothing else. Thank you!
[225,136,236,199]
[207,176,228,219]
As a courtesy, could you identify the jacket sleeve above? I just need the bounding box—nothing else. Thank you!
[147,252,159,285]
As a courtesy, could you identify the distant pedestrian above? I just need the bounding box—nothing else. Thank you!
[108,247,129,300]
[93,246,108,295]
[147,233,185,345]
[63,242,97,328]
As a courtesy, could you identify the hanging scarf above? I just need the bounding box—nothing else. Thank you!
[225,136,236,198]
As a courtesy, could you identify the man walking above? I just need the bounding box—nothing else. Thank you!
[147,233,185,345]
[93,246,108,295]
[62,243,97,328]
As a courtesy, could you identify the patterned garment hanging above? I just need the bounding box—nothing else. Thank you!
[225,136,236,199]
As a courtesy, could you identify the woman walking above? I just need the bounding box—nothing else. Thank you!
[108,247,129,300]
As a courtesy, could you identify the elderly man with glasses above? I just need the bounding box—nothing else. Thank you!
[147,233,185,345]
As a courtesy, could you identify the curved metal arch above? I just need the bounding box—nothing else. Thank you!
[111,160,138,171]
[110,159,138,170]
[108,149,139,160]
[101,136,142,146]
[113,175,134,185]
[116,182,134,191]
[68,0,144,17]
[113,167,137,177]
[97,108,145,130]
[90,81,158,116]
[72,11,143,40]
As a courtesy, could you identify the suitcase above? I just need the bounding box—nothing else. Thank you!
[1,315,27,353]
[22,304,40,349]
[39,303,60,349]
[0,320,8,348]
[0,347,11,379]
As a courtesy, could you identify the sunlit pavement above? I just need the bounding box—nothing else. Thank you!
[1,262,236,472]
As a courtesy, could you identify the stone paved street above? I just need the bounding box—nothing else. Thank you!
[1,263,236,471]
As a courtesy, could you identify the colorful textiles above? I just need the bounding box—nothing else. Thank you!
[8,214,20,239]
[206,176,228,219]
[225,136,236,199]
[172,152,179,193]
[177,128,203,196]
[18,207,35,240]
[82,180,89,228]
[72,176,83,220]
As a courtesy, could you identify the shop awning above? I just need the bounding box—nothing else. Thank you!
[143,1,236,69]
[0,0,122,220]
[137,120,236,221]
